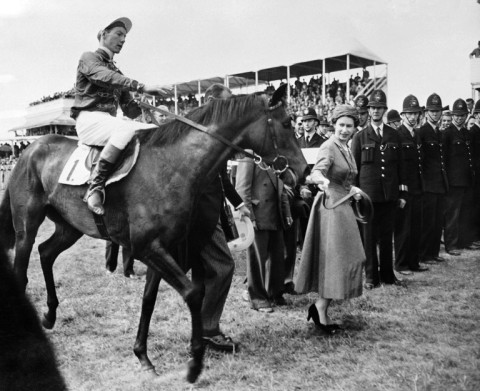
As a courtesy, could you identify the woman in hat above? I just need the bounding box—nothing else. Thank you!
[71,17,169,215]
[294,104,365,335]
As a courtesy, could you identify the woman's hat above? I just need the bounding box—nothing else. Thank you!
[228,212,255,253]
[331,104,359,126]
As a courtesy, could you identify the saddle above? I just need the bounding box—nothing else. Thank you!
[58,139,140,186]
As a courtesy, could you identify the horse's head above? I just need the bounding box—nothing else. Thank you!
[240,85,308,186]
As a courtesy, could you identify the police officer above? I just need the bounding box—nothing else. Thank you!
[469,100,480,244]
[386,109,402,130]
[418,93,449,263]
[394,95,428,275]
[443,99,475,255]
[351,89,408,289]
[354,95,369,133]
[299,108,324,148]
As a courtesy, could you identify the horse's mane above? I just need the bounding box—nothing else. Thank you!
[135,93,266,147]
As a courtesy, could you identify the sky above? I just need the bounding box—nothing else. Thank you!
[0,0,479,132]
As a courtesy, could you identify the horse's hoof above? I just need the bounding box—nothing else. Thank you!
[42,313,55,329]
[186,358,202,383]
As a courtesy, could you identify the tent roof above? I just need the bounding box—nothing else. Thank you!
[160,75,265,98]
[208,37,385,84]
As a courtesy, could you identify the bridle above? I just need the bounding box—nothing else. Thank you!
[137,99,290,175]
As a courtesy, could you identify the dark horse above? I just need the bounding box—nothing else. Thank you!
[0,87,307,383]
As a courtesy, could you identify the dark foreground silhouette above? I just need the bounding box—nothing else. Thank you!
[0,252,66,391]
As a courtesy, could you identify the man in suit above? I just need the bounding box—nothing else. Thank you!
[298,108,324,148]
[351,89,408,289]
[236,154,292,313]
[443,99,475,255]
[418,93,449,263]
[394,95,428,275]
[186,83,250,352]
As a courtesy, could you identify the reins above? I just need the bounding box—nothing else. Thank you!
[321,188,374,224]
[137,100,289,174]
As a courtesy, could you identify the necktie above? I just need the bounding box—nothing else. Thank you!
[307,136,310,143]
[376,127,382,138]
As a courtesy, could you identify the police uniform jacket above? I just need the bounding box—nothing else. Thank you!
[351,124,408,202]
[298,132,325,148]
[418,122,449,194]
[71,48,142,120]
[444,124,475,187]
[396,125,424,195]
[469,123,480,175]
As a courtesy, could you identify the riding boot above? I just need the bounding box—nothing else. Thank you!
[84,143,123,215]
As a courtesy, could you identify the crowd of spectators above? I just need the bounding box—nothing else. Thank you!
[29,88,75,106]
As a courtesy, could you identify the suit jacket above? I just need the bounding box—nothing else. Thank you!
[417,122,448,194]
[298,132,325,148]
[189,166,243,253]
[444,124,475,187]
[396,125,424,195]
[351,123,408,202]
[235,157,291,231]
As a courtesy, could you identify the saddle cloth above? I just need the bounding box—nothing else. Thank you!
[58,140,140,186]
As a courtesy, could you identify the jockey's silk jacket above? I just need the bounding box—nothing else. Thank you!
[71,48,142,120]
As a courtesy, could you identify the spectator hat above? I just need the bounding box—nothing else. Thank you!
[425,93,443,111]
[387,109,402,123]
[331,104,359,126]
[401,94,422,114]
[451,99,469,115]
[354,95,369,113]
[367,90,387,108]
[474,100,480,114]
[104,17,132,33]
[319,117,330,126]
[301,108,320,124]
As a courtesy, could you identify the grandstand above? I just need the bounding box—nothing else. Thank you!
[2,38,387,153]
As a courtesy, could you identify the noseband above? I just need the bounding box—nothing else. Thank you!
[137,99,291,174]
[255,101,290,175]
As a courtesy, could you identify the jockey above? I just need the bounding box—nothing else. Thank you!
[71,17,168,215]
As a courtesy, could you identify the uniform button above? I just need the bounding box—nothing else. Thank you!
[381,152,384,155]
[381,159,385,162]
[381,174,385,177]
[381,167,385,170]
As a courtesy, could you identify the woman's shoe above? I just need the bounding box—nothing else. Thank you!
[307,304,321,325]
[307,304,334,334]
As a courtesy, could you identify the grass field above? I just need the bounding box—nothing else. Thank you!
[11,217,480,391]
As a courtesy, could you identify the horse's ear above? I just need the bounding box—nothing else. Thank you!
[269,84,288,107]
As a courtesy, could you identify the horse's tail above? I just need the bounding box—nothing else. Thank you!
[0,188,15,259]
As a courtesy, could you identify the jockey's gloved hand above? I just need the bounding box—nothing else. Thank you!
[143,84,173,96]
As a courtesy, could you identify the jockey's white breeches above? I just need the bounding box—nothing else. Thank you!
[75,111,156,149]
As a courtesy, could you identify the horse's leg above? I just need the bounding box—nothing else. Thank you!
[141,239,204,383]
[133,267,162,374]
[12,198,47,291]
[38,220,83,329]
